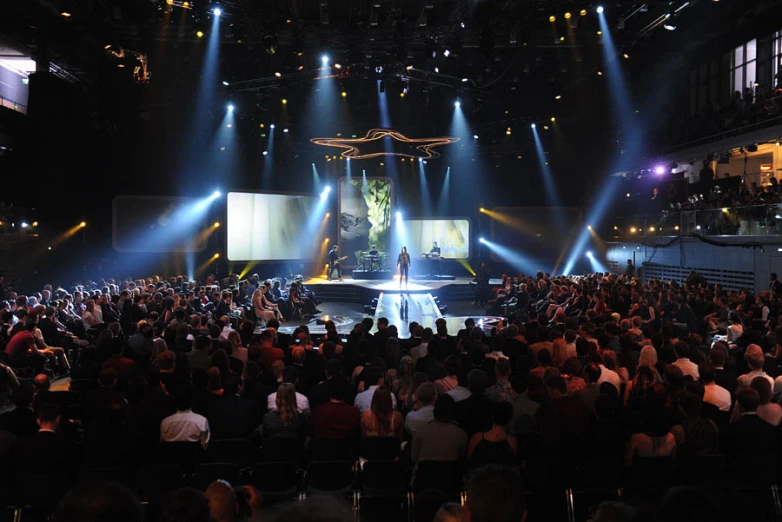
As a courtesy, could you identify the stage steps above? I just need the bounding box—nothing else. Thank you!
[307,283,364,303]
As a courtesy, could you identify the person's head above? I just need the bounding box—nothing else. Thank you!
[434,503,467,522]
[584,362,602,384]
[751,376,773,405]
[433,393,457,423]
[98,368,118,388]
[467,369,489,395]
[36,402,62,431]
[491,401,513,428]
[160,488,210,522]
[33,373,51,393]
[272,495,354,522]
[159,350,176,372]
[699,362,716,384]
[363,365,385,388]
[592,501,633,522]
[678,390,703,417]
[276,382,297,425]
[466,465,526,522]
[495,357,511,379]
[401,246,407,253]
[370,386,394,431]
[54,481,143,522]
[674,341,689,359]
[416,382,438,407]
[328,374,349,402]
[709,348,726,368]
[736,386,760,413]
[746,351,765,371]
[546,375,568,397]
[204,480,237,522]
[638,345,658,369]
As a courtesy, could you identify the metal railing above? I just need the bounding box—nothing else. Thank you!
[617,203,782,237]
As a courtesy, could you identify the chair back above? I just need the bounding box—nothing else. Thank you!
[159,441,207,474]
[311,438,357,462]
[306,461,355,494]
[134,464,186,504]
[249,462,299,500]
[262,437,304,464]
[209,439,261,468]
[359,436,400,461]
[361,461,405,498]
[413,461,464,495]
[193,463,240,491]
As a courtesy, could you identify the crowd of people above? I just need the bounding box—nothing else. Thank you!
[2,269,782,521]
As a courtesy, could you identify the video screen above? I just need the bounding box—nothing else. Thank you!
[339,177,393,267]
[404,219,471,259]
[226,192,318,261]
[113,195,207,253]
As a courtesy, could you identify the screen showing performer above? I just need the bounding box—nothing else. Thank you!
[403,219,470,259]
[226,192,318,261]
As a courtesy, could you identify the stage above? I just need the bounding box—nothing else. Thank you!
[274,276,504,337]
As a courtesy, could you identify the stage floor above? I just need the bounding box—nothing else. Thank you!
[301,276,503,293]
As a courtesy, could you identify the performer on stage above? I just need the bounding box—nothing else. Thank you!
[397,246,411,289]
[369,244,379,271]
[429,241,442,276]
[328,245,344,282]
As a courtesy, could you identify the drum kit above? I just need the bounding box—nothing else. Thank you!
[360,251,389,271]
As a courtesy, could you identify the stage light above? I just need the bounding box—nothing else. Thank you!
[597,6,604,13]
[461,78,469,83]
[555,95,562,100]
[629,227,637,233]
[480,207,486,213]
[183,1,189,7]
[226,124,232,128]
[434,67,439,73]
[580,9,587,16]
[649,226,655,232]
[597,31,602,36]
[479,237,486,243]
[196,31,204,38]
[549,15,556,22]
[213,252,220,259]
[213,7,222,16]
[586,251,593,258]
[564,12,572,19]
[48,247,52,251]
[623,53,629,59]
[454,100,461,108]
[80,221,87,228]
[227,104,234,111]
[663,22,676,31]
[334,63,342,69]
[262,151,268,156]
[341,91,347,97]
[654,165,665,175]
[696,225,702,230]
[531,123,536,129]
[506,129,512,135]
[326,212,331,218]
[222,81,229,86]
[61,11,72,18]
[212,191,221,198]
[473,134,479,139]
[320,186,331,201]
[214,221,220,227]
[283,128,289,133]
[274,72,282,77]
[321,55,329,64]
[721,207,729,214]
[281,98,287,104]
[396,211,402,219]
[20,222,28,228]
[443,49,451,57]
[550,116,556,122]
[587,225,592,230]
[613,225,618,230]
[399,92,405,98]
[270,124,275,129]
[674,225,680,230]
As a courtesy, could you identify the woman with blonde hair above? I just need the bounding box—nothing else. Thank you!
[252,288,278,326]
[551,338,570,370]
[263,383,305,439]
[226,330,248,364]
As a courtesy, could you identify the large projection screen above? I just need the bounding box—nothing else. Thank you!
[113,195,207,253]
[339,177,393,268]
[226,192,318,261]
[404,219,471,259]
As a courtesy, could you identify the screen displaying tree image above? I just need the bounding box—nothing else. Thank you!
[338,177,392,267]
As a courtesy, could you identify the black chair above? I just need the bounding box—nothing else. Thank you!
[572,455,624,522]
[359,437,400,461]
[624,455,675,498]
[134,464,186,504]
[359,460,408,509]
[11,472,71,515]
[69,378,99,394]
[79,466,131,486]
[412,461,464,497]
[524,455,574,522]
[249,462,299,503]
[158,441,208,474]
[677,454,727,490]
[261,437,304,465]
[192,463,240,491]
[311,438,357,462]
[209,439,261,469]
[305,461,356,506]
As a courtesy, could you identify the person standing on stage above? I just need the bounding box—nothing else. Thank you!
[369,245,379,272]
[397,246,411,289]
[328,245,343,282]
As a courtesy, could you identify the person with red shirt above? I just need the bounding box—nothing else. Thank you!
[4,321,46,373]
[259,331,285,368]
[309,375,360,440]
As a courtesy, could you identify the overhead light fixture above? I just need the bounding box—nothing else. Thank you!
[580,9,587,16]
[334,63,342,69]
[564,12,572,19]
[597,6,604,13]
[196,30,204,38]
[321,55,329,64]
[597,30,602,35]
[274,72,282,77]
[623,53,629,59]
[341,91,347,97]
[213,7,222,16]
[443,49,451,57]
[222,80,229,86]
[663,22,676,30]
[60,11,72,18]
[555,95,562,100]
[454,100,461,108]
[281,98,287,104]
[549,15,556,22]
[530,123,536,129]
[461,78,469,83]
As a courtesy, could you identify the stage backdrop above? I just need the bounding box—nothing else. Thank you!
[339,177,393,268]
[226,192,318,261]
[113,195,207,253]
[404,219,471,259]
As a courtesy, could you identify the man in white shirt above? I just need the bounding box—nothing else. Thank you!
[404,383,437,438]
[161,387,210,450]
[266,366,310,414]
[737,350,774,389]
[596,357,621,392]
[700,363,731,411]
[671,342,699,381]
[354,366,397,413]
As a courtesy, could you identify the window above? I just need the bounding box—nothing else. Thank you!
[774,30,782,89]
[731,39,757,94]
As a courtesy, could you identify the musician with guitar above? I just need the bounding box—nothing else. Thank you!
[328,245,347,282]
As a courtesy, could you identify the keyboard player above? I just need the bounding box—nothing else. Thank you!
[428,241,441,276]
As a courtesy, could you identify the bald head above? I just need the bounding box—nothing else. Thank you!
[205,480,237,522]
[33,374,51,393]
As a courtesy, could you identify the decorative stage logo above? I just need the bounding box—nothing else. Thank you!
[311,128,459,160]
